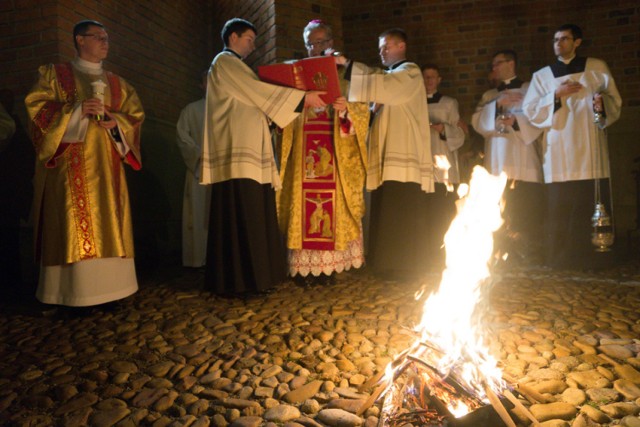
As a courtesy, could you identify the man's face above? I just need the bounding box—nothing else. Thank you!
[553,30,581,59]
[491,54,514,81]
[230,29,256,59]
[76,25,109,63]
[422,68,441,94]
[305,28,333,57]
[379,35,405,67]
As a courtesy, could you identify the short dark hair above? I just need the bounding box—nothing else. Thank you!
[379,28,407,43]
[221,18,256,46]
[555,23,582,40]
[421,63,440,74]
[73,20,104,52]
[493,49,518,66]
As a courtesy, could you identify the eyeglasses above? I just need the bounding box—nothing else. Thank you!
[305,39,331,48]
[491,59,509,68]
[553,36,573,43]
[81,33,109,43]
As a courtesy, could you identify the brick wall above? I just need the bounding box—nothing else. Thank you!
[1,0,635,141]
[342,0,639,118]
[340,0,640,236]
[1,1,638,256]
[0,0,216,265]
[210,0,343,66]
[210,0,276,67]
[273,0,343,62]
[0,0,213,122]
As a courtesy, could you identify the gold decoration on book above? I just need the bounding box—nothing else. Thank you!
[312,72,328,90]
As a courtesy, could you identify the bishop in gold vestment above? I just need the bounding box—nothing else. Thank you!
[277,20,369,282]
[25,20,144,307]
[277,88,369,279]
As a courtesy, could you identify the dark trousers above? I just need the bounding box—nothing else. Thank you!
[368,181,438,279]
[497,180,544,261]
[205,179,286,295]
[545,179,615,270]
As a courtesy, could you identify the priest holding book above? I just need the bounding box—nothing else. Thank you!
[201,18,325,296]
[276,19,370,286]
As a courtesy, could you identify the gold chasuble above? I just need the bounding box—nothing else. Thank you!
[25,62,144,267]
[277,99,369,275]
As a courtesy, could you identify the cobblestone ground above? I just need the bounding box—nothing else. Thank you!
[2,261,640,427]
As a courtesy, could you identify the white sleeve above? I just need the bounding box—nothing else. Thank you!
[176,105,202,174]
[61,102,89,143]
[442,98,464,151]
[522,70,556,130]
[348,62,423,105]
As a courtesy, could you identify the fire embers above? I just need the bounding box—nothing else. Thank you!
[358,340,527,427]
[357,168,527,426]
[381,373,515,426]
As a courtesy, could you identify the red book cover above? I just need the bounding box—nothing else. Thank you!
[258,56,341,104]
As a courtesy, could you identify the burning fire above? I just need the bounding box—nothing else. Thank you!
[375,166,510,424]
[434,154,453,192]
[419,166,508,403]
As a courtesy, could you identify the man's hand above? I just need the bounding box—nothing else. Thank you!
[82,98,104,118]
[332,52,349,66]
[457,119,469,135]
[304,91,327,109]
[497,90,524,109]
[332,96,347,112]
[496,114,516,128]
[97,112,117,130]
[593,93,604,112]
[555,80,583,99]
[430,123,445,134]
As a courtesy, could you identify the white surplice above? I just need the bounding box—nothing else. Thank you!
[176,98,211,267]
[472,81,543,183]
[523,58,621,183]
[427,94,465,184]
[201,51,305,188]
[348,61,434,193]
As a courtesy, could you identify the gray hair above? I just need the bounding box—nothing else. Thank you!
[303,19,333,43]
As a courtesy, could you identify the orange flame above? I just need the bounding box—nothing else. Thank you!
[386,166,508,417]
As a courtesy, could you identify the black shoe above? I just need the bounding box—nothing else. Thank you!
[319,274,335,286]
[293,274,320,287]
[58,306,95,319]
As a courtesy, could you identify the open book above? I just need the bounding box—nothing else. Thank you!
[258,56,341,104]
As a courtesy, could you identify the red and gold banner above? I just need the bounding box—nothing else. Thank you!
[301,111,336,250]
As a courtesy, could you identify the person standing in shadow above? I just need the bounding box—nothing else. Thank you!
[0,89,35,299]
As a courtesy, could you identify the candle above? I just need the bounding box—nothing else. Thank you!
[90,79,107,121]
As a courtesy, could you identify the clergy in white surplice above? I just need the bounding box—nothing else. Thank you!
[336,28,433,279]
[472,50,544,265]
[523,24,622,270]
[422,64,465,272]
[201,18,326,296]
[176,73,211,268]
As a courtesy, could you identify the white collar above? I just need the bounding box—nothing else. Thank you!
[557,54,576,65]
[72,57,104,75]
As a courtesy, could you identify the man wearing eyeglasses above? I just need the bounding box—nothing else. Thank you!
[276,19,369,286]
[334,28,433,280]
[25,20,144,309]
[471,50,543,266]
[523,24,622,270]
